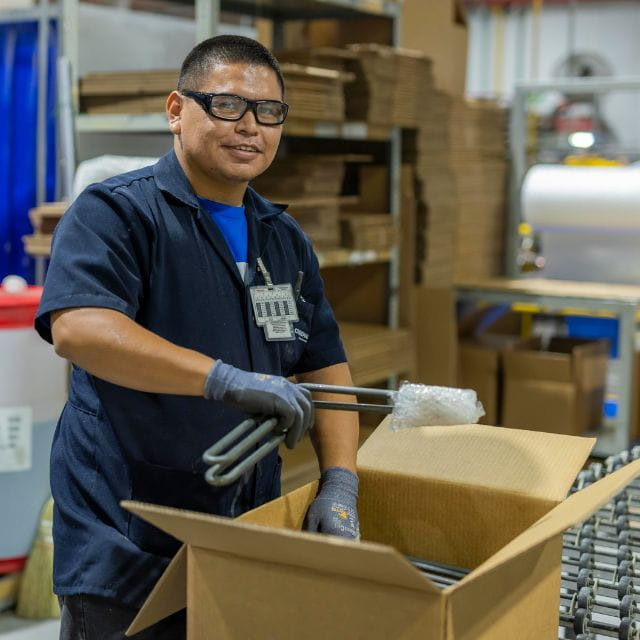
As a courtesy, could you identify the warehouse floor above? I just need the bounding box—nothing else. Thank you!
[0,614,59,639]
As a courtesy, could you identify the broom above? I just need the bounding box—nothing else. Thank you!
[15,496,59,618]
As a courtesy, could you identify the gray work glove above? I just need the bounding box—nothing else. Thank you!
[204,360,314,449]
[304,467,359,539]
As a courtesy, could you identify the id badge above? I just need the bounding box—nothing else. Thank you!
[250,284,298,342]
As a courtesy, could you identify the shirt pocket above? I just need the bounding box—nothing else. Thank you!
[279,299,315,377]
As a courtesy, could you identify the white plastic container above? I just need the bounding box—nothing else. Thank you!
[0,286,66,572]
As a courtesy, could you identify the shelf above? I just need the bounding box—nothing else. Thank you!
[316,247,392,268]
[76,113,392,140]
[218,0,400,20]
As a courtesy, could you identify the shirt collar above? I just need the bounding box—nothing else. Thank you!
[153,150,288,220]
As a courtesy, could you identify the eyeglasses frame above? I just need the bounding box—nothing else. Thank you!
[181,90,289,126]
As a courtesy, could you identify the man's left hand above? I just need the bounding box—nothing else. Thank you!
[304,467,359,539]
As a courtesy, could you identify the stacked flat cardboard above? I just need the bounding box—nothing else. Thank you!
[407,95,508,284]
[340,321,415,385]
[80,65,351,122]
[23,201,67,258]
[80,70,177,114]
[388,47,435,129]
[284,197,342,248]
[251,154,347,198]
[123,421,640,640]
[280,45,433,128]
[340,213,396,251]
[280,64,352,122]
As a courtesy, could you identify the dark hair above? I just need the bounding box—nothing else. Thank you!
[177,35,285,97]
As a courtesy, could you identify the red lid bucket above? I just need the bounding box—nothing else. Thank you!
[0,286,42,329]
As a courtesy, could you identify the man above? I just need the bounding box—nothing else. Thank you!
[36,35,359,639]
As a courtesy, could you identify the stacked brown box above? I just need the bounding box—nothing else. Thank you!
[251,154,346,198]
[280,64,352,122]
[284,197,342,248]
[340,322,415,386]
[23,201,67,258]
[80,70,177,114]
[252,154,353,248]
[281,45,433,128]
[345,44,434,128]
[340,214,396,251]
[388,47,434,129]
[408,95,508,285]
[502,337,609,436]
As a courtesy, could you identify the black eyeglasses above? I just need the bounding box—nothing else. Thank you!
[182,91,289,126]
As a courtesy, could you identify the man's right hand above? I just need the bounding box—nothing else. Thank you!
[204,360,314,449]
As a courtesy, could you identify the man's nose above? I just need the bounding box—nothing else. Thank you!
[236,107,259,134]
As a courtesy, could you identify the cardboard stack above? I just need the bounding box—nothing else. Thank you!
[80,70,177,114]
[23,201,67,258]
[280,45,433,128]
[284,197,342,248]
[280,64,352,122]
[252,154,350,248]
[408,95,508,284]
[122,420,640,640]
[388,47,435,129]
[339,214,396,251]
[80,65,351,122]
[340,322,415,385]
[251,154,346,198]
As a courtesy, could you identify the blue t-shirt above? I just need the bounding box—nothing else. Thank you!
[198,197,248,280]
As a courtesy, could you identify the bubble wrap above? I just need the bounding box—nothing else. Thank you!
[389,383,485,431]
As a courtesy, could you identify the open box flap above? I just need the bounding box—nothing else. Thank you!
[121,501,441,596]
[125,545,187,636]
[358,420,595,502]
[452,459,640,591]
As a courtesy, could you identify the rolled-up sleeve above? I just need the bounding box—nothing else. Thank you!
[35,184,150,344]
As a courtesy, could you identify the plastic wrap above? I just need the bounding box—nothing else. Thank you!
[389,382,485,431]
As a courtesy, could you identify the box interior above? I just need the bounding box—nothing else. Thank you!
[358,469,553,572]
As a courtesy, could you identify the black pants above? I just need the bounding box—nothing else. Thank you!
[59,594,186,640]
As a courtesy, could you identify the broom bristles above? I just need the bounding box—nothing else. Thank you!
[15,496,59,619]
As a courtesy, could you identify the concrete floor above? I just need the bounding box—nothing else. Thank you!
[0,614,60,639]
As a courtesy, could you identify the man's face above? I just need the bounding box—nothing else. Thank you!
[170,62,283,196]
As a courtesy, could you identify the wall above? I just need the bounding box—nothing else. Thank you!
[465,1,640,149]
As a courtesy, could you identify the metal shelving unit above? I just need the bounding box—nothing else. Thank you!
[456,277,640,457]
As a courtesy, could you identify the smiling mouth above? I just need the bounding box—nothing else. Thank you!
[225,145,261,153]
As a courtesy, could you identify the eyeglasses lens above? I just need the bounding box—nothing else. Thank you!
[209,95,286,124]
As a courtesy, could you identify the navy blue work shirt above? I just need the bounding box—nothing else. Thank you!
[35,150,346,607]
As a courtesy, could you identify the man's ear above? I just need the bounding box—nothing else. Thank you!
[166,91,182,135]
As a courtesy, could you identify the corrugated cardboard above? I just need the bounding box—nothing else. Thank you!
[502,337,609,436]
[415,285,457,386]
[400,0,468,96]
[458,310,523,425]
[122,420,640,639]
[458,345,499,424]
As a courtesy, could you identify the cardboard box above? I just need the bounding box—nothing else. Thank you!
[457,344,499,425]
[123,421,640,639]
[414,285,457,387]
[502,337,609,436]
[458,309,523,425]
